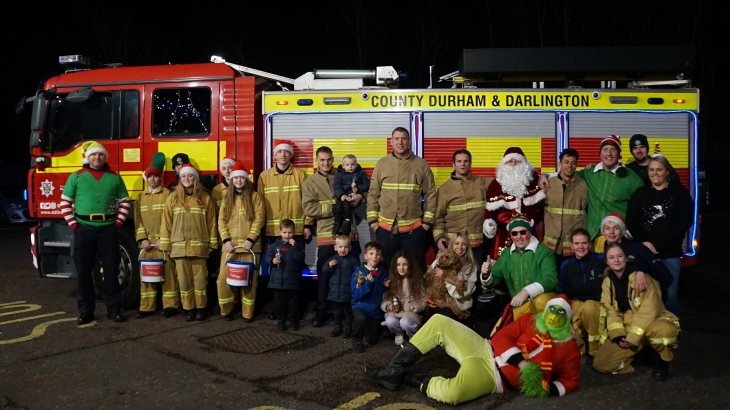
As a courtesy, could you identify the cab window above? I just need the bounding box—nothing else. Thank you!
[44,92,114,153]
[152,87,211,137]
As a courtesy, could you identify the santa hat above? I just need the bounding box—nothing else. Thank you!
[81,141,108,164]
[220,157,235,168]
[178,164,199,178]
[500,147,528,165]
[507,212,533,231]
[544,294,573,321]
[273,140,294,155]
[144,152,166,178]
[229,161,251,180]
[599,135,623,166]
[601,212,626,234]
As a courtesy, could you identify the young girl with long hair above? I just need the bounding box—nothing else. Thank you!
[381,250,427,345]
[217,162,265,322]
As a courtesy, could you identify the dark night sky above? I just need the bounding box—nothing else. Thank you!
[4,0,728,168]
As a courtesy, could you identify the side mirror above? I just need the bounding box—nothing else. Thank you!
[16,95,29,115]
[66,87,95,103]
[30,94,47,131]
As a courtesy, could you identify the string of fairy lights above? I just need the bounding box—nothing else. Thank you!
[153,89,209,136]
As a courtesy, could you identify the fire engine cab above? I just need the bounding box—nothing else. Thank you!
[24,47,700,308]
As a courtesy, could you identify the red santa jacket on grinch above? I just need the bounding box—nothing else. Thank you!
[484,171,546,259]
[491,313,581,396]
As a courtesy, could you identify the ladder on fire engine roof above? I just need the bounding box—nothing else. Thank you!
[211,56,296,90]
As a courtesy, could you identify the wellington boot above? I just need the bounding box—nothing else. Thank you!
[361,341,422,391]
[402,371,431,394]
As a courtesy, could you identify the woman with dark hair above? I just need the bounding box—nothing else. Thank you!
[592,242,680,381]
[626,155,693,313]
[381,250,427,345]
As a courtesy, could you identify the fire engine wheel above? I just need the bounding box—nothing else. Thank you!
[92,227,140,309]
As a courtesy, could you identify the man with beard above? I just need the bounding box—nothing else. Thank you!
[626,134,679,186]
[483,147,546,260]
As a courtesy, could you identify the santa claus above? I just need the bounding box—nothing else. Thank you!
[483,147,546,260]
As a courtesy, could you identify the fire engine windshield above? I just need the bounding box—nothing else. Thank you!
[44,92,114,153]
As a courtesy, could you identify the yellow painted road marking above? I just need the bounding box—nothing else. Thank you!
[334,392,380,410]
[373,404,436,410]
[0,301,25,307]
[0,318,96,345]
[0,303,42,316]
[0,311,66,325]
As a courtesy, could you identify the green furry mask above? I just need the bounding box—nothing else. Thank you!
[534,310,572,342]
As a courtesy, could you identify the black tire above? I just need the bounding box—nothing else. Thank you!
[93,227,140,309]
[0,211,9,227]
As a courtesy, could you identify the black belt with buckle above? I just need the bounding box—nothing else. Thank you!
[75,213,114,221]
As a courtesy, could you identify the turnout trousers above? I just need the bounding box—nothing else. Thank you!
[139,248,180,312]
[217,251,259,319]
[174,257,208,310]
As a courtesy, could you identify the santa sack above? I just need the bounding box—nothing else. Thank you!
[139,248,165,283]
[226,248,257,288]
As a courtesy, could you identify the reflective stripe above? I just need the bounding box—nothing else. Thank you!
[194,290,207,295]
[139,206,149,211]
[446,201,486,212]
[173,207,207,215]
[587,334,602,342]
[628,325,645,337]
[423,211,434,219]
[545,206,586,216]
[599,307,607,336]
[179,289,194,296]
[607,322,624,332]
[140,292,156,298]
[219,228,229,235]
[242,297,256,305]
[162,292,179,298]
[382,182,421,190]
[282,186,301,192]
[266,218,304,226]
[649,337,677,345]
[263,186,301,193]
[366,211,378,219]
[152,204,164,210]
[219,296,235,304]
[250,228,260,235]
[159,238,170,244]
[263,187,279,194]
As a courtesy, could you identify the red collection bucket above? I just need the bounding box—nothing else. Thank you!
[139,248,165,283]
[226,248,257,288]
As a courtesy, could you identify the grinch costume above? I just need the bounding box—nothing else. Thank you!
[362,296,581,405]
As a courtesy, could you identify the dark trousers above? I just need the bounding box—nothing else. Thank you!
[331,301,354,328]
[375,226,426,271]
[265,235,307,317]
[352,308,381,346]
[73,223,121,316]
[274,289,298,323]
[334,197,367,225]
[316,242,362,314]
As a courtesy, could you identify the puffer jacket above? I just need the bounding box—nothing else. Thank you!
[367,152,437,233]
[543,174,588,256]
[351,264,389,319]
[333,164,370,198]
[159,192,218,258]
[381,277,427,325]
[134,186,171,246]
[433,172,491,247]
[218,190,265,253]
[265,239,305,290]
[257,164,312,236]
[302,168,359,246]
[324,253,361,303]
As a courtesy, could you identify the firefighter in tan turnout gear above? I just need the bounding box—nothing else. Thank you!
[134,153,180,318]
[217,161,265,321]
[367,127,437,269]
[159,164,218,321]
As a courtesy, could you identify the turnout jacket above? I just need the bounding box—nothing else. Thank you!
[323,253,361,303]
[211,181,228,209]
[559,251,605,302]
[367,151,437,233]
[60,164,130,228]
[159,192,218,258]
[265,239,305,290]
[218,191,265,254]
[134,187,171,246]
[543,174,588,256]
[433,172,492,247]
[602,269,679,347]
[351,264,389,319]
[257,164,312,236]
[492,313,581,397]
[302,168,359,246]
[488,236,558,300]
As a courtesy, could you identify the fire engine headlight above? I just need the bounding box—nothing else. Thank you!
[591,91,600,100]
[30,233,35,246]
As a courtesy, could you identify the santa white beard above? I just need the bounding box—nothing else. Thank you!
[496,161,534,198]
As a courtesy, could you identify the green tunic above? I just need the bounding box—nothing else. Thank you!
[62,168,129,227]
[577,164,643,239]
[491,237,558,298]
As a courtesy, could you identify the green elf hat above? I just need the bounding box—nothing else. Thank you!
[144,152,166,179]
[507,212,533,232]
[81,141,108,164]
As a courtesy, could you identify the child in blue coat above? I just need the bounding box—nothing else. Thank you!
[323,235,361,338]
[351,241,390,353]
[266,219,305,331]
[332,154,370,235]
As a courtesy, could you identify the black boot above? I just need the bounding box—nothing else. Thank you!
[362,341,422,391]
[340,219,352,236]
[402,371,431,394]
[312,310,326,327]
[650,348,670,381]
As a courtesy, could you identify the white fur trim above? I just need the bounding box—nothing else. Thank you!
[220,158,235,167]
[273,143,293,154]
[524,283,544,299]
[483,219,497,238]
[486,199,520,211]
[500,152,528,166]
[600,215,626,233]
[229,169,251,179]
[484,340,504,394]
[554,381,566,397]
[497,347,521,366]
[178,166,199,178]
[522,189,546,206]
[545,297,573,321]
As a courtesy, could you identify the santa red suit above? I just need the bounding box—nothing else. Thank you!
[491,312,581,397]
[483,147,546,260]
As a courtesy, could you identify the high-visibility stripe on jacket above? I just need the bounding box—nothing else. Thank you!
[159,192,218,258]
[134,187,171,245]
[218,191,265,253]
[433,172,492,247]
[302,168,359,246]
[257,165,312,236]
[367,152,436,233]
[543,174,588,256]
